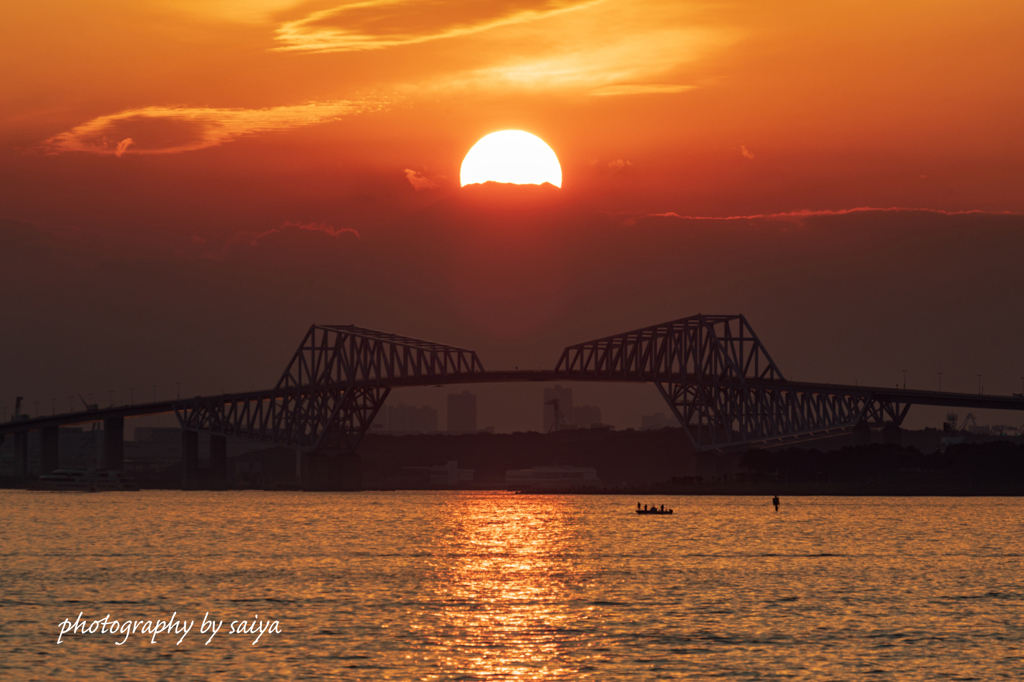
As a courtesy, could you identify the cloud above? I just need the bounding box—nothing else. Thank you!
[627,207,1023,226]
[404,168,441,191]
[589,84,694,97]
[165,0,310,24]
[274,0,598,53]
[432,22,733,96]
[248,221,361,245]
[740,145,754,159]
[114,138,134,157]
[44,101,377,155]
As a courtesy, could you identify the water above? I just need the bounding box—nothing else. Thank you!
[2,491,1023,680]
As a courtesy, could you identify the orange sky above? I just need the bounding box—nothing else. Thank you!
[2,0,1023,431]
[5,0,1022,211]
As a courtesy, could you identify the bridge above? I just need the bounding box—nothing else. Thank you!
[3,314,1023,489]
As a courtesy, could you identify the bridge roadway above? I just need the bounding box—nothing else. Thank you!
[3,371,1023,436]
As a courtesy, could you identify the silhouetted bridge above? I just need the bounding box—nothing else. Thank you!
[4,314,1023,489]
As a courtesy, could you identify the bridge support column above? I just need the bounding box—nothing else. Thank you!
[182,430,199,489]
[882,423,902,446]
[15,431,29,479]
[300,452,325,491]
[333,453,361,491]
[103,417,124,470]
[210,435,227,490]
[852,421,872,447]
[40,426,59,475]
[301,451,361,491]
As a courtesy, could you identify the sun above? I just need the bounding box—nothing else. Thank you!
[460,131,562,188]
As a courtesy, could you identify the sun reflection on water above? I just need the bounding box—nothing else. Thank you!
[425,492,590,679]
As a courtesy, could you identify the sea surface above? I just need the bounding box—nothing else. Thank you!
[2,491,1023,680]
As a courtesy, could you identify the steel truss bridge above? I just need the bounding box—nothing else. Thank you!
[4,314,1023,488]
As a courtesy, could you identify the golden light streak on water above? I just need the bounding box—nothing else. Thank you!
[3,490,1024,680]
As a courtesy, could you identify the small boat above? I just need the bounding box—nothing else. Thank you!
[636,508,673,515]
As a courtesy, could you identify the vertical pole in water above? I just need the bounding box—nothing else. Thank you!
[182,430,199,490]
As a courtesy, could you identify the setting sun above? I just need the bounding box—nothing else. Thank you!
[460,131,562,188]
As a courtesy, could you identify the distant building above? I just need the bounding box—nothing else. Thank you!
[641,413,675,430]
[404,460,475,487]
[505,466,602,491]
[58,426,103,470]
[573,405,603,429]
[543,385,604,431]
[447,391,477,434]
[132,427,182,464]
[383,404,438,434]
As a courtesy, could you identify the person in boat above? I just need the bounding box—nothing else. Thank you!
[660,504,665,512]
[637,502,641,511]
[772,495,780,512]
[643,504,648,511]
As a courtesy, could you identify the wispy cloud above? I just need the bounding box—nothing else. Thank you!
[740,145,754,159]
[627,207,1023,226]
[590,84,694,97]
[247,221,361,246]
[274,0,598,53]
[276,1,735,98]
[44,101,378,155]
[426,20,735,96]
[404,168,441,190]
[588,158,634,175]
[114,138,134,157]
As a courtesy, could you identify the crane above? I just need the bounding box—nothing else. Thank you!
[545,398,567,433]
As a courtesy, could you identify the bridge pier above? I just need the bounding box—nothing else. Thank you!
[102,417,124,470]
[852,421,872,447]
[40,426,59,475]
[15,431,29,479]
[301,451,361,491]
[210,435,227,489]
[182,430,199,489]
[334,453,361,491]
[882,423,903,446]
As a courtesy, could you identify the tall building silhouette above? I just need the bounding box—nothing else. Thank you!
[543,385,604,431]
[383,404,438,434]
[573,405,603,429]
[447,391,477,434]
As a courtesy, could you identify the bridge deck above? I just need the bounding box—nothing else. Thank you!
[3,371,1022,435]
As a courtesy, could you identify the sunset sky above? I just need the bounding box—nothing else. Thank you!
[2,0,1023,432]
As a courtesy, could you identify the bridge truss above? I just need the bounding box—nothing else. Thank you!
[555,314,915,450]
[5,314,1022,488]
[175,325,484,455]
